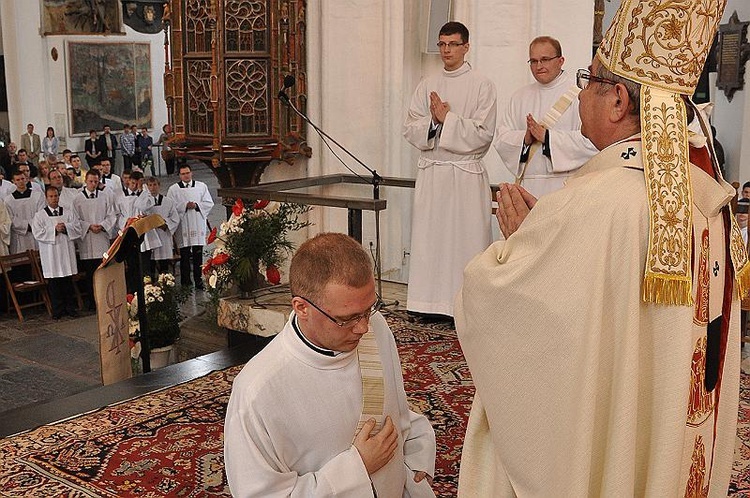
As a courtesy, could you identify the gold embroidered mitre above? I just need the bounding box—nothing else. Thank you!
[596,0,738,306]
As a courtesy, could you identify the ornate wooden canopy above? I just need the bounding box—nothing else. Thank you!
[164,0,309,188]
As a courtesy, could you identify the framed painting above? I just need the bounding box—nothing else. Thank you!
[67,42,152,136]
[42,0,124,36]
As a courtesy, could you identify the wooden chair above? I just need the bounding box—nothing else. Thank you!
[0,250,53,322]
[71,272,86,311]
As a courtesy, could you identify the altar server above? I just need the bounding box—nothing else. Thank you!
[167,164,213,289]
[5,171,44,254]
[135,176,179,277]
[403,21,496,318]
[32,186,82,318]
[74,170,117,309]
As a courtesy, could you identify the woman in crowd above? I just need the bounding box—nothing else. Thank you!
[41,127,58,158]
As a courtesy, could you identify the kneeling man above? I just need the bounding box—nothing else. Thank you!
[224,232,436,497]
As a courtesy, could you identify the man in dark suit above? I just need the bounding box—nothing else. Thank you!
[97,124,118,172]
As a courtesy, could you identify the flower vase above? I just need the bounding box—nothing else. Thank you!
[238,261,268,298]
[150,344,174,369]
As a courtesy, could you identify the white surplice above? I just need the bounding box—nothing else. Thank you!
[100,173,123,199]
[115,191,143,231]
[31,205,82,278]
[494,71,598,198]
[0,199,11,256]
[134,193,179,259]
[403,62,496,317]
[166,180,214,248]
[73,188,117,261]
[4,189,44,253]
[455,140,740,497]
[0,180,15,198]
[58,186,78,211]
[224,312,436,498]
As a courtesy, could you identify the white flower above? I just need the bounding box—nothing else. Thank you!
[265,201,281,214]
[209,274,217,288]
[130,341,142,359]
[147,296,155,304]
[157,296,163,302]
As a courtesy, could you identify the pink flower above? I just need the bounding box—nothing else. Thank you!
[126,293,135,304]
[232,199,244,217]
[253,199,270,210]
[266,265,281,285]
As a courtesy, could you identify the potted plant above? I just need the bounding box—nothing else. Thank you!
[128,273,190,371]
[202,199,311,304]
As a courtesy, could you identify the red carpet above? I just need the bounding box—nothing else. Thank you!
[388,313,473,496]
[0,366,238,496]
[4,314,750,496]
[0,313,468,497]
[730,370,750,496]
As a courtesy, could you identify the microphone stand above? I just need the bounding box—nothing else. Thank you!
[280,91,392,305]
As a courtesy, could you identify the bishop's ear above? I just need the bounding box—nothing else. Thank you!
[610,83,633,122]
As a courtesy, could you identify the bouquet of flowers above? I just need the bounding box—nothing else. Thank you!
[202,199,311,297]
[128,273,191,364]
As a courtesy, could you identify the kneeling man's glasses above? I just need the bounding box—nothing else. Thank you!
[297,295,384,328]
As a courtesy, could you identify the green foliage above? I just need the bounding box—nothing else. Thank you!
[204,201,311,295]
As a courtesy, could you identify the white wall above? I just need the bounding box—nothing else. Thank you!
[0,0,167,158]
[302,0,594,282]
[715,1,750,185]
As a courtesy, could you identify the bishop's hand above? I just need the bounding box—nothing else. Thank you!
[496,183,537,238]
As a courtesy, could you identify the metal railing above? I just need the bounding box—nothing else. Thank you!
[70,144,171,176]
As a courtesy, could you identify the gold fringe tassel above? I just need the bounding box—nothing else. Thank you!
[736,262,750,300]
[642,273,693,306]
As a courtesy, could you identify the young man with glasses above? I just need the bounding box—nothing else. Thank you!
[225,232,436,497]
[494,36,598,198]
[403,21,496,320]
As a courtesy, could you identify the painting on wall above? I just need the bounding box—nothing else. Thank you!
[67,42,152,135]
[42,0,124,36]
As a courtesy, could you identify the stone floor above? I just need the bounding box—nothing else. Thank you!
[0,161,224,422]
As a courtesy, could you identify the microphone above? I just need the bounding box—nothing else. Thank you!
[278,75,295,104]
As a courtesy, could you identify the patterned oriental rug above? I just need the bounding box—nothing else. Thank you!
[730,366,750,496]
[0,313,471,497]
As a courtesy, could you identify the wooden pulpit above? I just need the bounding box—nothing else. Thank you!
[164,0,310,188]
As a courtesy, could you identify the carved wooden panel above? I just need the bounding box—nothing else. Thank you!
[186,60,214,136]
[166,0,309,189]
[184,0,214,53]
[225,59,270,136]
[225,1,268,53]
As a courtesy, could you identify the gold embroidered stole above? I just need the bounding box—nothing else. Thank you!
[353,326,385,438]
[640,86,694,305]
[516,84,581,185]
